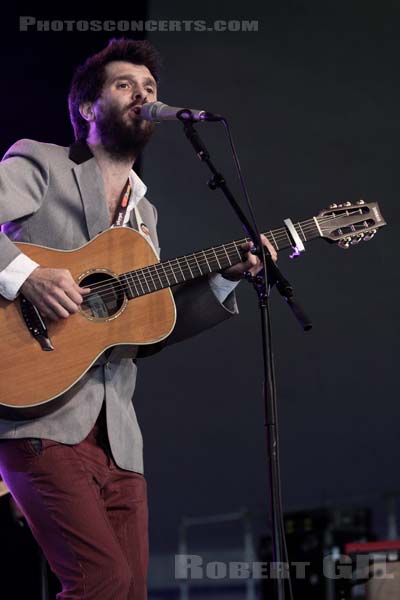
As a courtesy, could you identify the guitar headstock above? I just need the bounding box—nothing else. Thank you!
[316,200,386,248]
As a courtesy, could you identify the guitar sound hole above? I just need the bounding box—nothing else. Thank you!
[79,272,125,320]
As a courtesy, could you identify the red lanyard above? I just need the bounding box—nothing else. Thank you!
[111,180,132,227]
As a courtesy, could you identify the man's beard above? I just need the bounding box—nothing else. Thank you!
[96,102,156,161]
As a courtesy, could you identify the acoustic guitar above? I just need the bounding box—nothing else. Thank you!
[0,201,386,419]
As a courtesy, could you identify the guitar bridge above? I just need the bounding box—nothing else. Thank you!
[20,295,54,352]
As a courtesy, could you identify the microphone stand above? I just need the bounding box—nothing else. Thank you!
[179,115,312,600]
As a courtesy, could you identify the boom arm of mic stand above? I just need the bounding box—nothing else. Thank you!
[182,117,312,331]
[264,256,313,331]
[181,118,262,257]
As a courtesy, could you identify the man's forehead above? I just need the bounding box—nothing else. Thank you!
[104,61,156,83]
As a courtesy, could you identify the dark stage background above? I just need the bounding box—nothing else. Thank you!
[0,0,398,578]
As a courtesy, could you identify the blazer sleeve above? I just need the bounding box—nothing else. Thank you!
[0,139,49,270]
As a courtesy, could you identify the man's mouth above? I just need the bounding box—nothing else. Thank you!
[128,105,143,118]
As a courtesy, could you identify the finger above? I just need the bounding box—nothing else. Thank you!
[69,281,91,302]
[240,241,253,250]
[65,286,86,305]
[41,307,61,322]
[240,243,257,265]
[60,293,80,314]
[31,298,60,321]
[73,281,91,295]
[261,235,278,261]
[49,290,80,315]
[239,242,253,256]
[56,279,85,301]
[244,253,259,268]
[40,296,70,319]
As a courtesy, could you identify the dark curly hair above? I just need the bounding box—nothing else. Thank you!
[68,38,161,141]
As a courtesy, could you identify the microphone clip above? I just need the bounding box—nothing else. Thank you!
[176,108,223,123]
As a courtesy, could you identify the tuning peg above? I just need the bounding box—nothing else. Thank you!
[344,201,352,207]
[363,229,377,241]
[337,203,343,208]
[338,238,351,249]
[329,203,338,209]
[356,199,365,205]
[350,234,364,245]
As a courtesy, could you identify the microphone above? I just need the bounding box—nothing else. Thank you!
[136,101,223,122]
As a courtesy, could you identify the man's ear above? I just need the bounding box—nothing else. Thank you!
[79,101,95,122]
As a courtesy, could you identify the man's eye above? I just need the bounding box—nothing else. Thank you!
[146,88,155,94]
[117,82,130,89]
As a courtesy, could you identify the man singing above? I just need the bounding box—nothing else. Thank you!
[0,38,276,599]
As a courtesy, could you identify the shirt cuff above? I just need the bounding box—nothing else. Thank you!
[208,273,240,304]
[0,254,39,301]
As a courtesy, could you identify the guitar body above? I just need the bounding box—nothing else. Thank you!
[0,227,176,416]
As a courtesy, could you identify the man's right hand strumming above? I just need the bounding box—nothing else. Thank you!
[20,267,90,321]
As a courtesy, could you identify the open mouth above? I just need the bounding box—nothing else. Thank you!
[128,106,142,118]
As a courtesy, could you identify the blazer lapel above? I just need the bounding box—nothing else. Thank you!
[69,142,110,239]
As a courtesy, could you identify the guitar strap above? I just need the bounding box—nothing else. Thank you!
[111,178,160,260]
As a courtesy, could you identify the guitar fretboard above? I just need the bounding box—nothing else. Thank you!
[119,218,321,299]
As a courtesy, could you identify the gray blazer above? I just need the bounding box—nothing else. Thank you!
[0,139,238,472]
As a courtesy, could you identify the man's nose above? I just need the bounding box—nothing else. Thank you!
[132,87,148,103]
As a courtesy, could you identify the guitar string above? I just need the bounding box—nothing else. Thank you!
[80,217,374,303]
[79,211,372,300]
[80,227,304,299]
[80,213,371,302]
[79,240,374,304]
[79,232,370,302]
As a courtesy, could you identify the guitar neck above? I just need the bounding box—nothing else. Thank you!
[120,217,321,299]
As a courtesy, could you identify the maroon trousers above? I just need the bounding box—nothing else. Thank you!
[0,411,148,600]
